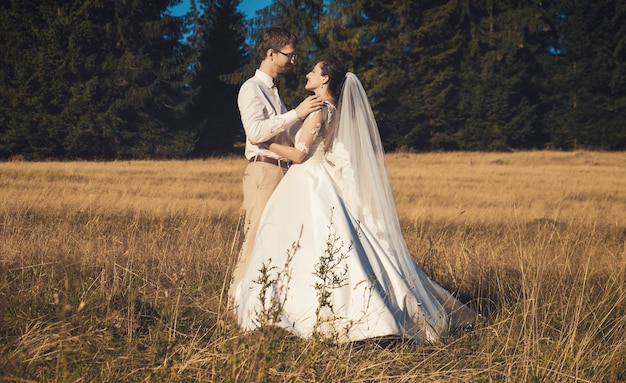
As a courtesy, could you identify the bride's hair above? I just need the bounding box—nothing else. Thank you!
[319,58,347,100]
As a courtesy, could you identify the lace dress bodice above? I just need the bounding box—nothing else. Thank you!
[294,101,336,162]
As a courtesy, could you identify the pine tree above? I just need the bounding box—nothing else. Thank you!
[187,0,248,155]
[319,0,433,149]
[397,0,468,150]
[456,0,545,150]
[326,0,471,150]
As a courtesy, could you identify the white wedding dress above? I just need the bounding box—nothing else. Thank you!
[235,76,472,343]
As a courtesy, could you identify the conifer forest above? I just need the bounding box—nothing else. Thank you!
[1,0,624,160]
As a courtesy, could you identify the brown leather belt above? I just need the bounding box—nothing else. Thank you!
[249,155,291,170]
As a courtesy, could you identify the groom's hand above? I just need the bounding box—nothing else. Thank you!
[295,95,323,120]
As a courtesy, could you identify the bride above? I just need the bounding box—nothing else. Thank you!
[233,58,473,343]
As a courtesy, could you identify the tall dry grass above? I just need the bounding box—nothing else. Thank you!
[1,151,625,382]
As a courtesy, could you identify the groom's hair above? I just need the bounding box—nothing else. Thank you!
[320,58,348,100]
[257,25,298,62]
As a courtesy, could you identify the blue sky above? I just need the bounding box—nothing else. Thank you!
[169,0,273,19]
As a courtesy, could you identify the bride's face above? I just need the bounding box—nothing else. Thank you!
[305,62,328,93]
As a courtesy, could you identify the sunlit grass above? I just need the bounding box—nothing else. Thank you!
[1,151,625,382]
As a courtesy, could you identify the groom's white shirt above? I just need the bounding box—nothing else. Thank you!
[238,69,300,160]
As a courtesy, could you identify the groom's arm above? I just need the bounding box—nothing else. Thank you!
[238,82,300,144]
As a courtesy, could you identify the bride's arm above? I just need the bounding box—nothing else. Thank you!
[269,108,323,164]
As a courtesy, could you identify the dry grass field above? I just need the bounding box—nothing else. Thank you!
[1,151,625,382]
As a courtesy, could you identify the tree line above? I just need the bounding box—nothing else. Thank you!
[1,0,624,160]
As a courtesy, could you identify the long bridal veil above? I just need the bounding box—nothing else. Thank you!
[327,72,418,279]
[326,73,473,334]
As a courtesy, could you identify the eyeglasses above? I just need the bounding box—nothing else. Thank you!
[274,49,298,61]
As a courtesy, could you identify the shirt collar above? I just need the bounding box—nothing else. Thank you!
[255,69,275,89]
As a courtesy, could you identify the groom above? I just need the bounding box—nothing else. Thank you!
[228,25,322,310]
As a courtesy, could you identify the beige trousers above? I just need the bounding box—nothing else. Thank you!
[228,161,286,310]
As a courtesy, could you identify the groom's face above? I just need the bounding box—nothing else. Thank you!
[272,44,297,74]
